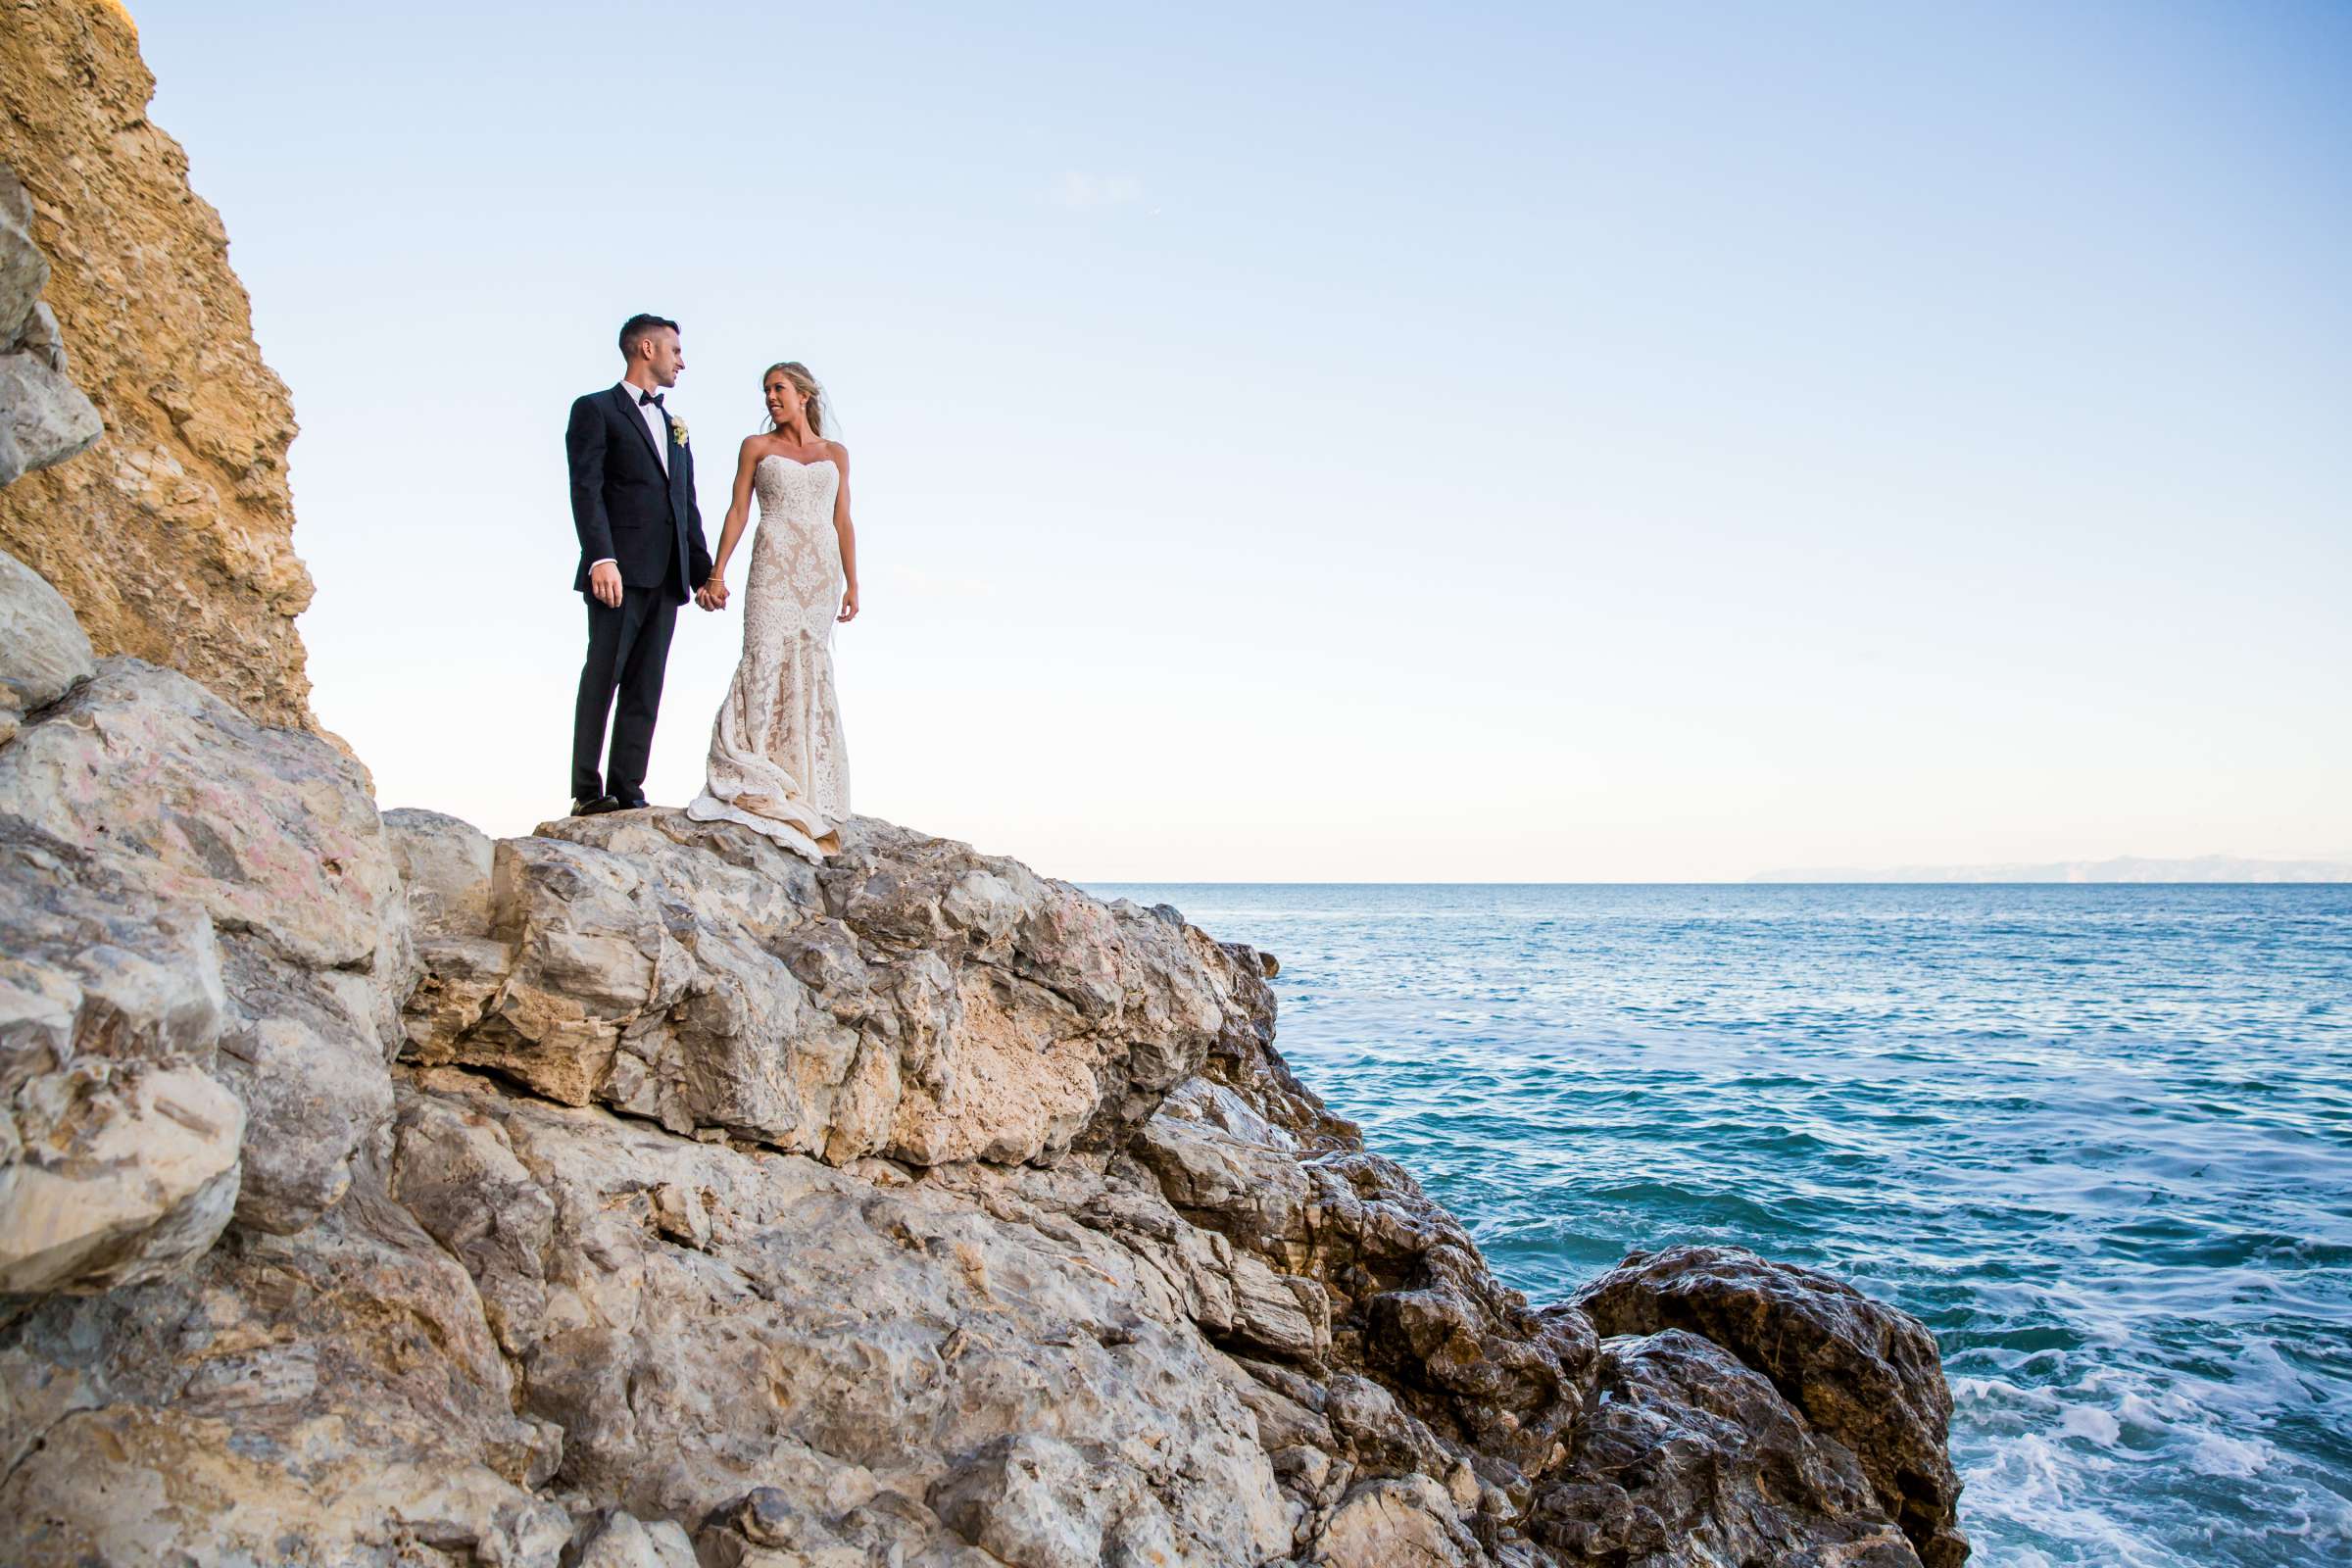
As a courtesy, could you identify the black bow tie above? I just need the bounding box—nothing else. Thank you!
[638,391,664,408]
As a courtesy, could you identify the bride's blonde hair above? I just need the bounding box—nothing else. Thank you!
[762,362,826,437]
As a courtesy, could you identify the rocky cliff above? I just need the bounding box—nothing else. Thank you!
[0,0,315,728]
[0,549,1970,1565]
[0,11,1970,1564]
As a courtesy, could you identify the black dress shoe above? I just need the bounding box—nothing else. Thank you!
[571,795,619,816]
[610,792,650,811]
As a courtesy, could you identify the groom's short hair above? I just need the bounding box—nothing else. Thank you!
[618,314,679,359]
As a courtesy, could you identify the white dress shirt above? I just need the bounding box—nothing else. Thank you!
[592,382,671,572]
[623,381,671,475]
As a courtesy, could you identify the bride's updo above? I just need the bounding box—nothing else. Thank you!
[763,362,826,437]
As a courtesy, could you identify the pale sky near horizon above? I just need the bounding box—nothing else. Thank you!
[126,1,2349,881]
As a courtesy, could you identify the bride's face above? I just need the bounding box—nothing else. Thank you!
[764,375,806,426]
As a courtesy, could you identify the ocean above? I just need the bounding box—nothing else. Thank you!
[1086,883,2352,1568]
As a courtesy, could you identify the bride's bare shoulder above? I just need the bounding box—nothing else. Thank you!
[823,438,850,466]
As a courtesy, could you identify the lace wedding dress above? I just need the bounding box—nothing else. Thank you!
[685,455,850,860]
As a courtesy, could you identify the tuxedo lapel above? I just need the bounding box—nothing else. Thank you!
[612,385,664,470]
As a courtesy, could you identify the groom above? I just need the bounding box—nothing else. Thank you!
[566,313,717,816]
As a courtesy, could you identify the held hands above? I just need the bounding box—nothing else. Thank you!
[696,574,730,612]
[589,560,623,609]
[838,583,859,623]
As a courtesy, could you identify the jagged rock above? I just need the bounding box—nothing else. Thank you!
[1144,1072,1598,1486]
[927,1433,1113,1568]
[572,1509,698,1568]
[0,166,99,489]
[0,801,243,1293]
[380,1063,1296,1566]
[1311,1474,1483,1566]
[0,1056,242,1295]
[0,7,316,725]
[1576,1245,1966,1567]
[0,1150,568,1563]
[0,164,44,333]
[400,809,1259,1171]
[0,565,1965,1564]
[1531,1330,1925,1567]
[0,353,102,491]
[385,806,497,939]
[0,647,409,1245]
[0,545,92,748]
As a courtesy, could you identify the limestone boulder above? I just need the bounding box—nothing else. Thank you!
[571,1510,699,1568]
[0,544,92,748]
[1147,1041,1600,1489]
[0,1055,242,1295]
[385,806,497,939]
[0,654,410,1242]
[1310,1474,1484,1567]
[0,352,103,493]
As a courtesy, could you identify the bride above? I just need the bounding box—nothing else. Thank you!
[684,362,858,860]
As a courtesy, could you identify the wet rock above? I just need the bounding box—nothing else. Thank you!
[1532,1330,1925,1567]
[1576,1245,1967,1566]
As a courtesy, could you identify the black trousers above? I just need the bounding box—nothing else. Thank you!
[571,572,680,802]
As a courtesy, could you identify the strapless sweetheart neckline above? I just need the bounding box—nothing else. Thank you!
[756,453,836,472]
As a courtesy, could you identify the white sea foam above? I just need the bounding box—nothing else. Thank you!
[2187,1431,2273,1479]
[2058,1403,2122,1446]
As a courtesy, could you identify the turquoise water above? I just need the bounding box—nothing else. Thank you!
[1088,884,2352,1567]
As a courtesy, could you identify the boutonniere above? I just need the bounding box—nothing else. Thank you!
[670,417,690,447]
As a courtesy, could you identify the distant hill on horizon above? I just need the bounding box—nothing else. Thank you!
[1748,855,2352,884]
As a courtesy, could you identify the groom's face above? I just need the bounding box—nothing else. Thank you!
[647,327,684,388]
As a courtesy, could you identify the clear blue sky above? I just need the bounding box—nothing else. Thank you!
[130,1,2350,879]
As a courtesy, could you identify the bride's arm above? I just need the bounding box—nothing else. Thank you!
[702,440,761,609]
[831,443,858,623]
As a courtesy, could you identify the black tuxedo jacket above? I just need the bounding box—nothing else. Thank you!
[566,385,713,601]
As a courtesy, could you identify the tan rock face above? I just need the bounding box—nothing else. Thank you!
[395,808,1257,1173]
[0,0,314,727]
